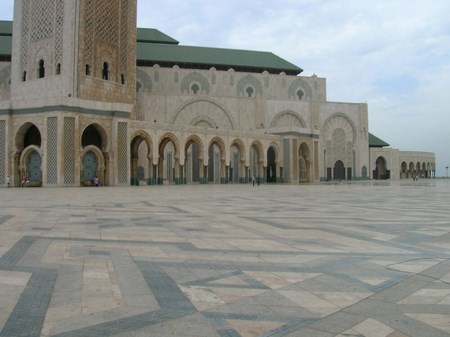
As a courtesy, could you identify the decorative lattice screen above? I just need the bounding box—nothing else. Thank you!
[0,121,5,184]
[31,0,55,41]
[63,117,76,184]
[117,122,128,184]
[47,117,58,184]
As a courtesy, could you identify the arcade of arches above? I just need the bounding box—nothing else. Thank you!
[374,156,435,180]
[129,131,300,185]
[12,123,320,186]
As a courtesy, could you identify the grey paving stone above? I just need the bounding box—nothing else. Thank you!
[306,311,367,335]
[0,182,450,337]
[0,270,57,337]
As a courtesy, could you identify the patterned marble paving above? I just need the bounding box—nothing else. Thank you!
[0,180,450,337]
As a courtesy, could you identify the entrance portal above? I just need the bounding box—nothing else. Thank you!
[334,160,345,180]
[27,151,42,183]
[82,151,97,183]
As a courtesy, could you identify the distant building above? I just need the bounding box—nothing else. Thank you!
[0,1,435,187]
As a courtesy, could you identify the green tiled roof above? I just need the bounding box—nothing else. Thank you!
[0,21,12,37]
[0,20,302,75]
[137,27,179,45]
[369,133,390,147]
[0,36,12,56]
[137,43,302,75]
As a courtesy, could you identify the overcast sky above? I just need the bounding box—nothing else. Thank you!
[1,0,449,176]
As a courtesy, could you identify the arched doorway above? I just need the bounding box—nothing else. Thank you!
[230,139,246,183]
[374,156,389,180]
[298,143,310,182]
[208,144,220,183]
[158,134,179,184]
[207,137,226,183]
[230,145,241,183]
[81,124,107,186]
[15,123,43,186]
[130,133,152,185]
[267,146,277,183]
[249,143,262,182]
[401,161,407,179]
[361,166,368,179]
[334,160,345,180]
[185,136,203,184]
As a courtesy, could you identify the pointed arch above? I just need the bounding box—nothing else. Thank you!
[185,134,205,183]
[270,111,306,128]
[130,130,153,184]
[81,123,109,151]
[15,122,42,151]
[230,138,246,183]
[80,145,106,186]
[158,133,180,184]
[172,98,235,130]
[249,140,264,180]
[299,142,311,182]
[267,144,279,183]
[207,136,226,183]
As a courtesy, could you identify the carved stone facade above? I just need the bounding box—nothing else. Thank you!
[0,0,435,187]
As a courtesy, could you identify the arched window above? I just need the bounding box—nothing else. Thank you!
[38,59,45,78]
[296,90,304,100]
[245,86,254,97]
[22,71,27,82]
[85,64,91,76]
[102,62,109,80]
[191,83,200,94]
[56,63,61,75]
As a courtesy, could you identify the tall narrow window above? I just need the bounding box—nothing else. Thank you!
[85,64,91,76]
[38,59,45,78]
[102,62,109,80]
[121,74,125,85]
[56,63,61,75]
[22,71,27,82]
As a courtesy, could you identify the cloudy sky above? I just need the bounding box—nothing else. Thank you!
[1,0,449,176]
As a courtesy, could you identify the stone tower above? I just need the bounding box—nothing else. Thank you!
[7,0,137,187]
[77,0,137,104]
[11,0,137,104]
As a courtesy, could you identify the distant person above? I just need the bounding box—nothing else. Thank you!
[252,176,255,187]
[94,176,99,187]
[6,176,10,188]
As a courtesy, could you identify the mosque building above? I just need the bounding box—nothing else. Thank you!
[0,0,435,187]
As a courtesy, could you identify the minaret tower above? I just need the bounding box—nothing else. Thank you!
[11,0,137,103]
[9,0,137,187]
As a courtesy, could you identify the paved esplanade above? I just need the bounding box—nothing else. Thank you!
[0,181,449,337]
